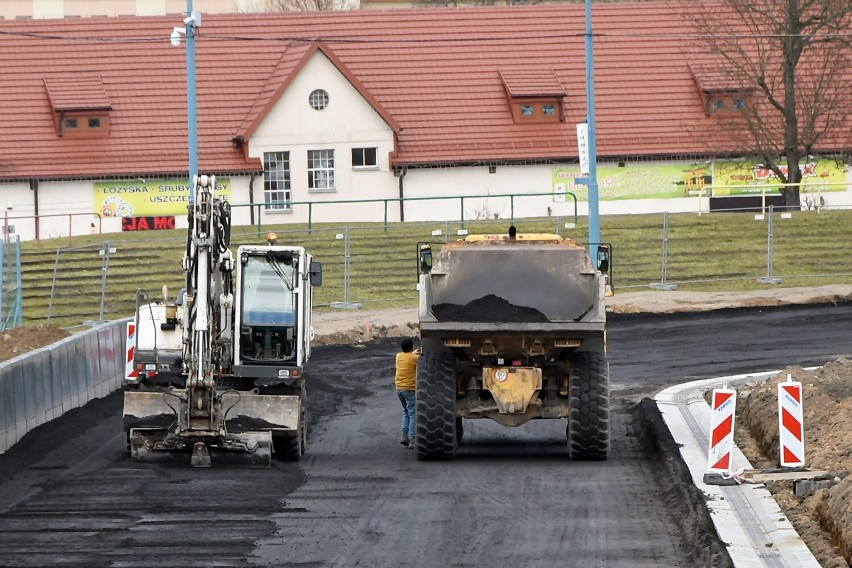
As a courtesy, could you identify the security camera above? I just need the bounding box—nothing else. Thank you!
[170,27,185,47]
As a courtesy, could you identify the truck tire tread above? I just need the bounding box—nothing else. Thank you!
[415,350,457,460]
[567,351,610,460]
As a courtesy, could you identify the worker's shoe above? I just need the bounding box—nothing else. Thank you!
[400,434,409,446]
[406,437,415,449]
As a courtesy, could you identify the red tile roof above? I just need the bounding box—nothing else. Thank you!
[500,69,566,98]
[0,4,847,181]
[44,75,112,111]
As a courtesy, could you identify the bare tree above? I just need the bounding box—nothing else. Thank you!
[684,0,851,206]
[265,0,358,10]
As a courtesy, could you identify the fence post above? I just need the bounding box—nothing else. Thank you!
[12,237,21,328]
[99,242,117,321]
[757,205,782,285]
[650,211,677,291]
[47,250,61,324]
[330,227,361,310]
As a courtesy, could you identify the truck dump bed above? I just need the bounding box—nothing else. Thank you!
[419,237,605,335]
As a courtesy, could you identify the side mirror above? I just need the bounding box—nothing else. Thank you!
[419,244,433,274]
[309,261,323,287]
[596,245,610,273]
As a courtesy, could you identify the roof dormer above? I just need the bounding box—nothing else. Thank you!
[500,69,566,123]
[44,75,112,138]
[689,63,755,117]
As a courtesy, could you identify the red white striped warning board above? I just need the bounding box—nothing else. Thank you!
[778,377,805,467]
[708,388,737,473]
[125,321,138,382]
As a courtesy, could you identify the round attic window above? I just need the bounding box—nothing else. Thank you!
[309,89,329,110]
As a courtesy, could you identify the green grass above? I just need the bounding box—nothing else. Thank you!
[15,209,852,328]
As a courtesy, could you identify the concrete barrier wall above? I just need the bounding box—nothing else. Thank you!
[0,319,127,453]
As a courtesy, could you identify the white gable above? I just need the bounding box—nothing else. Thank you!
[247,50,397,209]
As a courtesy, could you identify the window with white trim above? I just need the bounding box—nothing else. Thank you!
[309,89,329,110]
[352,147,378,169]
[263,151,291,211]
[308,149,335,191]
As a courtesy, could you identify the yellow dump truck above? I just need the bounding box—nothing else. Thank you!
[415,230,612,460]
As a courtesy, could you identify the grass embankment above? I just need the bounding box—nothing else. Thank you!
[16,209,852,328]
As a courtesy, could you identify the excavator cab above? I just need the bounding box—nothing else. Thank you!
[238,250,298,364]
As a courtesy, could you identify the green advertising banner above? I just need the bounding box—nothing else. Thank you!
[94,178,231,217]
[712,159,846,196]
[553,163,711,201]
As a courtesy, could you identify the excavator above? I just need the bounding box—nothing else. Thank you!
[122,175,322,466]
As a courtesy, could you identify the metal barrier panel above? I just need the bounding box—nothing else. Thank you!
[50,338,79,412]
[0,320,129,454]
[30,349,52,426]
[83,331,101,399]
[97,325,120,389]
[0,364,14,451]
[7,359,26,450]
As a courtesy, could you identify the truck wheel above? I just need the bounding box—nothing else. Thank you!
[567,351,610,460]
[415,350,457,460]
[456,417,464,444]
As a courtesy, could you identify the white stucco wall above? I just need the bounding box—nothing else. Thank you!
[247,50,398,225]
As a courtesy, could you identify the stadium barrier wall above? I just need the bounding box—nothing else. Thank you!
[0,319,127,453]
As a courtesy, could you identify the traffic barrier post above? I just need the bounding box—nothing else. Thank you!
[708,387,737,473]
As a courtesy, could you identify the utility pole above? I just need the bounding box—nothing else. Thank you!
[171,0,200,204]
[186,0,198,205]
[576,0,600,257]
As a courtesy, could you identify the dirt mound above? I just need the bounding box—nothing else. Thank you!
[0,325,71,363]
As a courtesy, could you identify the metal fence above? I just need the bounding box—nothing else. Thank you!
[0,235,22,331]
[14,204,852,328]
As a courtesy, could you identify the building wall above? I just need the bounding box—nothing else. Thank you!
[1,0,261,19]
[2,160,850,242]
[248,51,399,225]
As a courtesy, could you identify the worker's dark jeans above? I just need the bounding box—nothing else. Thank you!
[397,389,416,439]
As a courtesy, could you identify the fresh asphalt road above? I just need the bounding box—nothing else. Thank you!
[0,303,850,567]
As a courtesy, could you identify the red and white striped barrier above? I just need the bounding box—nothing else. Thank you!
[708,388,737,473]
[778,375,805,467]
[125,321,138,382]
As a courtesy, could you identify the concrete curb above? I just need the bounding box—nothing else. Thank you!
[655,371,821,568]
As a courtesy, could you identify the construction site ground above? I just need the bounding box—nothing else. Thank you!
[2,284,852,566]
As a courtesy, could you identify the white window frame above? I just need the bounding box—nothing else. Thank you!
[352,147,379,170]
[263,151,292,211]
[308,149,336,192]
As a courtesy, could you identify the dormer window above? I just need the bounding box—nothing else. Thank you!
[44,75,112,138]
[689,63,754,117]
[500,69,566,124]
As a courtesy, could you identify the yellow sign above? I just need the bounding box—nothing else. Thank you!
[713,159,846,196]
[94,178,231,217]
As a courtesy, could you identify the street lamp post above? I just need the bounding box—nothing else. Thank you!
[576,0,600,257]
[171,0,200,204]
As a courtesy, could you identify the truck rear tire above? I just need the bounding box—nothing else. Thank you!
[567,351,610,460]
[415,350,457,460]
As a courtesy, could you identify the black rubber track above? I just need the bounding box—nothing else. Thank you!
[567,351,610,460]
[415,350,457,460]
